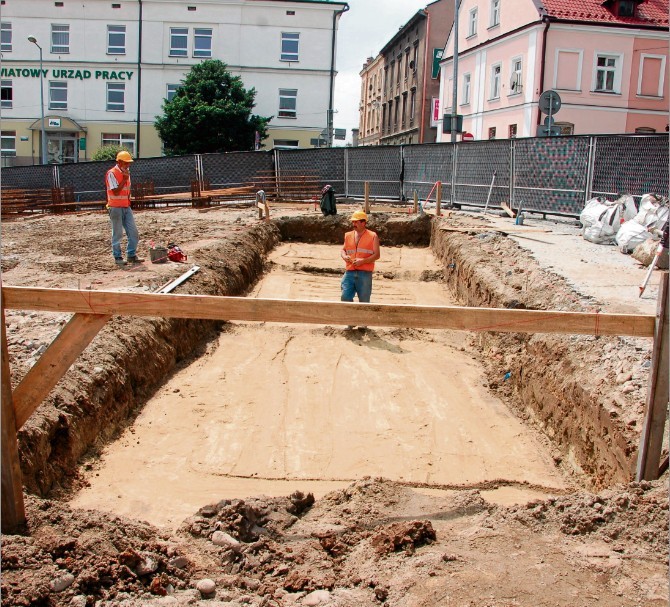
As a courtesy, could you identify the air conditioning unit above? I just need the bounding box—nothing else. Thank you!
[510,73,522,93]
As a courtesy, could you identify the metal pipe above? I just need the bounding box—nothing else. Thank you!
[28,36,47,165]
[136,0,143,157]
[451,0,459,143]
[328,3,349,147]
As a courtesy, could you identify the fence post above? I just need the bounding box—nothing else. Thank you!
[585,136,596,203]
[364,182,370,213]
[413,190,418,214]
[636,271,669,480]
[509,139,515,210]
[451,142,458,207]
[436,181,442,216]
[344,147,349,198]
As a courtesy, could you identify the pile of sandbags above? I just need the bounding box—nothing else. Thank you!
[616,194,669,254]
[579,194,637,244]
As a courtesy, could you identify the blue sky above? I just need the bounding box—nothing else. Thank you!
[334,0,431,143]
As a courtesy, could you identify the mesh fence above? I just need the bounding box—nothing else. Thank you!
[403,144,453,204]
[3,135,668,215]
[513,136,590,215]
[591,134,669,202]
[201,151,273,188]
[1,164,54,190]
[345,146,402,199]
[276,148,345,196]
[454,140,511,208]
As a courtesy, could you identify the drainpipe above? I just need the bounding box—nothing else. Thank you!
[136,0,143,157]
[328,3,349,147]
[419,10,431,143]
[536,15,550,127]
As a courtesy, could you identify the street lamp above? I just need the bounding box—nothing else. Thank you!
[28,35,47,165]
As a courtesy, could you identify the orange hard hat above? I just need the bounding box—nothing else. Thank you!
[116,150,134,163]
[351,210,367,221]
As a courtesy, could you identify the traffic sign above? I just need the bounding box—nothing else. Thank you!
[461,132,474,142]
[539,90,561,115]
[543,116,555,127]
[537,125,561,137]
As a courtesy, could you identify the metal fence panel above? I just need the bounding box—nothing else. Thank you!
[1,164,54,190]
[275,148,345,196]
[201,151,273,188]
[454,140,511,208]
[59,160,111,202]
[130,155,198,194]
[346,146,401,199]
[513,136,590,215]
[591,134,669,202]
[403,143,453,203]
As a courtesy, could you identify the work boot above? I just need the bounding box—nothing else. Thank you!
[127,256,144,264]
[114,258,126,267]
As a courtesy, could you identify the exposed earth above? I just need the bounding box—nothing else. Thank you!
[1,203,667,606]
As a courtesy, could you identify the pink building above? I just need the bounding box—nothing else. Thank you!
[438,0,669,141]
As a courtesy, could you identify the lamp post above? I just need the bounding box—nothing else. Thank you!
[28,35,47,165]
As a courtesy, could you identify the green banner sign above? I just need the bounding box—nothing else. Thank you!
[0,67,133,80]
[432,48,444,79]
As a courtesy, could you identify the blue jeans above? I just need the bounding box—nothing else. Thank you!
[108,206,139,259]
[341,270,373,303]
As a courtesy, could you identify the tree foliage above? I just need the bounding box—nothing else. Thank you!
[92,144,132,162]
[154,60,271,155]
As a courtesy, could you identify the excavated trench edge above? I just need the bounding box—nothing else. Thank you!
[18,213,636,498]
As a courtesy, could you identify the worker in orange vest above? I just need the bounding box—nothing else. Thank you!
[106,150,140,267]
[340,210,380,329]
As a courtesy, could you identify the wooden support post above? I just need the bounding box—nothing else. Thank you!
[1,293,26,533]
[436,181,442,217]
[636,271,669,480]
[12,313,110,429]
[364,182,370,214]
[413,191,418,214]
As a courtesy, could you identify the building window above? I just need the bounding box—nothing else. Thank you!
[106,82,125,111]
[1,130,16,156]
[468,8,478,37]
[273,139,299,149]
[1,22,12,53]
[462,73,471,105]
[638,54,665,97]
[49,81,67,110]
[488,127,496,140]
[594,53,621,93]
[410,89,416,120]
[396,56,402,85]
[555,122,574,135]
[107,24,126,54]
[404,49,410,80]
[166,83,180,101]
[508,124,517,138]
[280,32,299,62]
[51,24,70,54]
[635,127,656,133]
[102,132,135,154]
[393,99,399,128]
[278,88,297,118]
[193,28,212,58]
[412,43,419,72]
[401,92,407,127]
[490,63,501,99]
[169,27,188,57]
[510,58,522,94]
[490,0,500,27]
[1,79,12,108]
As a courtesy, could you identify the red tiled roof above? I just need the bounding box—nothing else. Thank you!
[540,0,669,27]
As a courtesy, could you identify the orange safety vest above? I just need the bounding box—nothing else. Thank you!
[343,229,377,272]
[106,165,132,208]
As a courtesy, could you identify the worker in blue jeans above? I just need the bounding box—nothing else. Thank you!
[106,150,140,266]
[340,210,380,329]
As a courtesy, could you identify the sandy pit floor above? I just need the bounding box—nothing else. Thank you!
[71,243,567,529]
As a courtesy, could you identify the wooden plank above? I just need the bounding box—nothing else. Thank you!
[501,201,517,218]
[1,295,26,533]
[436,181,442,217]
[364,182,370,214]
[636,272,669,480]
[12,313,110,429]
[2,286,655,338]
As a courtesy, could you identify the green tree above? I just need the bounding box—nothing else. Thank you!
[154,60,271,155]
[92,143,132,162]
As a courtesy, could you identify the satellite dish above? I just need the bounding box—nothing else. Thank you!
[539,90,561,114]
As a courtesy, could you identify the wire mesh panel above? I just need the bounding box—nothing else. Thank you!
[513,136,589,215]
[130,155,198,195]
[1,165,54,190]
[59,160,111,202]
[403,143,453,203]
[201,151,274,188]
[346,146,401,199]
[454,140,511,209]
[591,134,669,202]
[276,148,345,195]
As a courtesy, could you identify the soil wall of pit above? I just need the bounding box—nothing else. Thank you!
[17,214,643,497]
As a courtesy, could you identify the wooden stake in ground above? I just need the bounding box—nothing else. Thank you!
[364,182,370,214]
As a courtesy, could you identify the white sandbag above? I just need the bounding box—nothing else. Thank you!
[584,220,617,244]
[617,194,638,222]
[580,197,609,230]
[634,194,669,229]
[616,220,650,253]
[580,195,634,242]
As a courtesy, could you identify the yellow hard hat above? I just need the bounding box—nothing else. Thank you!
[116,150,134,163]
[351,210,367,221]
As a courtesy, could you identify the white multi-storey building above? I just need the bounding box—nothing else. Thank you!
[0,0,348,165]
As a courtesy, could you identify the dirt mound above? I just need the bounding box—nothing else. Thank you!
[2,478,666,606]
